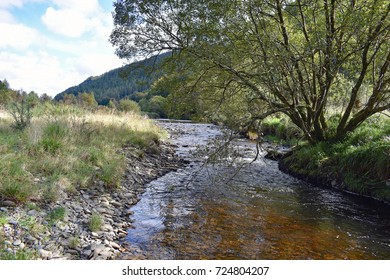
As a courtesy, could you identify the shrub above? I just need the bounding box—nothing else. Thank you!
[119,99,141,113]
[8,99,32,130]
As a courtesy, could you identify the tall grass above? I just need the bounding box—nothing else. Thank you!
[282,115,390,201]
[0,105,164,205]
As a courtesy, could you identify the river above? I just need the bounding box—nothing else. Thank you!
[122,121,390,260]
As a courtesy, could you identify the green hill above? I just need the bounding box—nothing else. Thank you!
[55,53,169,105]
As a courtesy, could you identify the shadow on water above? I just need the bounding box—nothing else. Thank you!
[123,121,390,260]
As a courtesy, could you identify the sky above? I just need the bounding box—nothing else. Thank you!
[0,0,124,96]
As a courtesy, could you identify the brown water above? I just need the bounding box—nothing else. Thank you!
[123,122,390,260]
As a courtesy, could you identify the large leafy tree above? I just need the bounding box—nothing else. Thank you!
[110,0,390,143]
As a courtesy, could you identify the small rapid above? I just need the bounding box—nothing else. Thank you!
[123,121,390,260]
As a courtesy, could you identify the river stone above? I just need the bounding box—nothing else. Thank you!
[109,242,121,250]
[83,249,92,257]
[27,210,38,216]
[0,207,8,212]
[110,201,122,207]
[8,220,18,226]
[96,207,106,214]
[66,249,79,255]
[102,224,114,232]
[13,240,22,246]
[39,249,52,259]
[1,201,16,207]
[19,243,25,250]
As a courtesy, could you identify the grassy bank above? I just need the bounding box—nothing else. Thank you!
[0,104,164,204]
[0,104,165,259]
[279,115,390,202]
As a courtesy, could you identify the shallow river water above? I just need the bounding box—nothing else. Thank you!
[124,121,390,260]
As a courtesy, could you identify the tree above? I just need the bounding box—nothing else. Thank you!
[119,98,141,113]
[110,0,390,143]
[79,92,98,108]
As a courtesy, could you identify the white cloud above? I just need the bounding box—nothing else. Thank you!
[0,0,24,9]
[0,23,40,50]
[41,0,109,38]
[0,9,15,23]
[0,0,123,96]
[0,51,82,95]
[41,7,95,38]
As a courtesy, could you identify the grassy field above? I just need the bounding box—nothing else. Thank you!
[0,103,165,205]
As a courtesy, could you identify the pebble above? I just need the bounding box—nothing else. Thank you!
[102,224,114,232]
[13,240,22,246]
[27,210,38,216]
[39,249,52,259]
[110,242,121,250]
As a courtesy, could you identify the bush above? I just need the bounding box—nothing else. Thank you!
[119,99,141,113]
[8,99,32,130]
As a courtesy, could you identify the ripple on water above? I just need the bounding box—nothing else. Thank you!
[124,121,390,260]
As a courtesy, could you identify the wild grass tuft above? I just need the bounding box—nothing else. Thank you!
[47,207,66,226]
[88,213,103,232]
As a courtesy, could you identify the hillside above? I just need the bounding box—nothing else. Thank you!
[55,53,169,105]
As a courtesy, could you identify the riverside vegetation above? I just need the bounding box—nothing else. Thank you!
[260,114,390,203]
[0,101,182,260]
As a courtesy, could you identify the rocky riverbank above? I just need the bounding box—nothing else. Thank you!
[0,142,184,260]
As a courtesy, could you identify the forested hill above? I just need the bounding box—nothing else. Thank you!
[55,53,169,105]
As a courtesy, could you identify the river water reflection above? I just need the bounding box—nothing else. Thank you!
[124,122,390,259]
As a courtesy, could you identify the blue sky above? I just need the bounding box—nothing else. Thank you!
[0,0,124,96]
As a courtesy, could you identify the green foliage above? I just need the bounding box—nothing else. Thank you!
[261,116,302,144]
[7,98,33,130]
[67,237,80,249]
[283,116,390,200]
[110,0,390,143]
[119,99,141,113]
[0,103,163,206]
[54,54,169,105]
[88,213,103,232]
[39,121,68,154]
[0,248,36,260]
[79,92,98,108]
[47,207,66,225]
[98,155,125,188]
[0,213,8,226]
